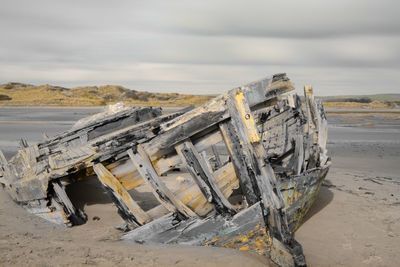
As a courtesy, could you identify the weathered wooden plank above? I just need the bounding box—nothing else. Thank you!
[200,151,214,172]
[127,146,197,219]
[231,89,261,143]
[228,88,283,208]
[175,140,237,214]
[106,159,144,190]
[211,145,222,169]
[227,87,306,266]
[2,74,331,267]
[294,134,304,175]
[49,146,95,170]
[304,85,321,170]
[144,74,295,162]
[93,163,151,226]
[42,107,160,149]
[52,181,86,225]
[304,85,328,166]
[144,96,230,161]
[193,130,223,151]
[219,122,259,205]
[304,85,317,141]
[159,162,239,217]
[123,202,265,247]
[212,162,240,202]
[107,130,227,190]
[153,131,225,175]
[121,213,184,243]
[45,111,184,182]
[176,144,212,203]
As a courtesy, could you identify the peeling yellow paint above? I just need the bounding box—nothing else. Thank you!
[239,245,250,251]
[234,90,260,143]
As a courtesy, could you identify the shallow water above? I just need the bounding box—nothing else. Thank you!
[0,107,103,158]
[0,107,399,178]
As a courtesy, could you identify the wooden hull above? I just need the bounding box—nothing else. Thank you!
[0,74,330,267]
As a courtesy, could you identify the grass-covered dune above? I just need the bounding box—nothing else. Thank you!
[0,82,213,107]
[318,94,400,109]
[1,82,398,109]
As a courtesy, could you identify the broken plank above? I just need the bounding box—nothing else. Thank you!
[175,140,237,214]
[52,181,86,225]
[227,87,306,266]
[219,122,259,205]
[144,74,295,162]
[93,163,151,226]
[128,146,197,219]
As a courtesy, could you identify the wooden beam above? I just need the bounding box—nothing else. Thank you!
[52,181,87,225]
[294,134,304,175]
[176,145,212,203]
[143,74,295,162]
[304,85,328,166]
[176,140,237,214]
[106,130,227,190]
[219,122,259,205]
[227,87,305,266]
[228,88,283,209]
[127,146,197,219]
[93,163,150,226]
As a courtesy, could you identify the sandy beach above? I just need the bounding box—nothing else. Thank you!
[0,107,399,266]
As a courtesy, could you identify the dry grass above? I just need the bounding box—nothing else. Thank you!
[0,83,213,107]
[323,100,394,109]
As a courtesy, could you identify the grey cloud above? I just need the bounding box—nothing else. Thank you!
[0,0,399,95]
[135,0,400,38]
[3,33,399,68]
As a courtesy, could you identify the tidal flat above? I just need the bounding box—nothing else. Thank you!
[0,107,399,266]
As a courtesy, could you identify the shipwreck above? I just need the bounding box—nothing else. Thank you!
[0,73,330,267]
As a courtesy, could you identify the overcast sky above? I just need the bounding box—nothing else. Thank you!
[1,0,399,95]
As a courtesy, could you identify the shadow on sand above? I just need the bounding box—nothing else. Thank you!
[65,176,113,212]
[64,175,334,228]
[301,184,334,224]
[65,176,161,214]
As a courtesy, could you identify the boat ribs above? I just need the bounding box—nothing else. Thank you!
[0,73,330,267]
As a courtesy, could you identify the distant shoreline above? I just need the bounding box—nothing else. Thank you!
[1,105,399,114]
[0,105,105,109]
[0,105,186,109]
[325,108,400,114]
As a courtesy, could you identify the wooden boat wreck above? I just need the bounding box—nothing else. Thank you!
[0,73,330,267]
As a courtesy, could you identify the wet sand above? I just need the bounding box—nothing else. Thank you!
[0,107,399,266]
[295,112,400,267]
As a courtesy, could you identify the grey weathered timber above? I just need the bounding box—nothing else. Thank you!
[226,87,306,266]
[0,73,330,267]
[175,140,237,214]
[211,145,223,169]
[219,122,259,205]
[127,146,197,219]
[52,181,87,225]
[143,74,295,162]
[122,202,265,246]
[93,163,150,226]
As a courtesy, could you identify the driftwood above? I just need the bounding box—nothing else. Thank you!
[0,73,330,267]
